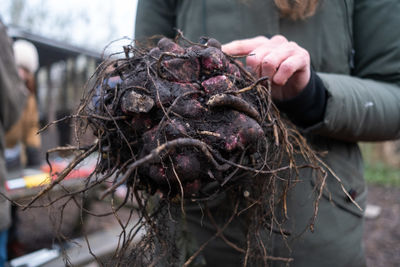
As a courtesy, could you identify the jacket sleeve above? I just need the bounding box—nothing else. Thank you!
[135,0,178,41]
[308,0,400,142]
[0,22,27,132]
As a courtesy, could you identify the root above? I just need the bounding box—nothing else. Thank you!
[234,76,270,95]
[183,201,240,267]
[23,142,98,209]
[100,137,231,200]
[207,93,262,123]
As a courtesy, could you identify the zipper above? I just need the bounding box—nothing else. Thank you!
[344,0,355,71]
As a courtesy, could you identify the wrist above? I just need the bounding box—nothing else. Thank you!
[272,66,311,101]
[274,69,327,127]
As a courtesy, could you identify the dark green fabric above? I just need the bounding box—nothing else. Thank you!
[353,1,400,85]
[312,73,400,141]
[135,0,178,44]
[135,0,400,266]
[0,21,26,231]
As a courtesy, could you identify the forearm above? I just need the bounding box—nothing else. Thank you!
[306,73,400,142]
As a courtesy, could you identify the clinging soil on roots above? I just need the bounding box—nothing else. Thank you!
[31,33,330,266]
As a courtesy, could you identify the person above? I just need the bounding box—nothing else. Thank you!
[135,1,400,266]
[5,39,42,170]
[0,20,27,267]
[4,40,42,259]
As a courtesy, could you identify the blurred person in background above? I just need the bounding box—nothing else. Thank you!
[5,39,42,171]
[4,39,42,259]
[0,19,27,267]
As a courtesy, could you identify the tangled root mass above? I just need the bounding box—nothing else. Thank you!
[35,34,328,266]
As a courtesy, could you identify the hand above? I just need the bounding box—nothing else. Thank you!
[222,35,311,101]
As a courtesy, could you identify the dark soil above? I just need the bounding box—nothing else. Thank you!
[10,184,400,266]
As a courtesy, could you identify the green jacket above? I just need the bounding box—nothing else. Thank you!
[0,21,26,231]
[135,1,400,266]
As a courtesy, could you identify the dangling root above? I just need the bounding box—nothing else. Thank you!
[23,142,98,210]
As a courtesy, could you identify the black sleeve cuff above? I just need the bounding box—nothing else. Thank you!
[274,69,328,128]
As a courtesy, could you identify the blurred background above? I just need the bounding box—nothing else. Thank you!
[1,1,140,266]
[0,0,138,151]
[0,0,137,51]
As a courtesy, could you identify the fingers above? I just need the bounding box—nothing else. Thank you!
[246,41,294,77]
[261,42,309,86]
[273,54,309,86]
[247,39,310,88]
[222,35,311,100]
[222,36,269,55]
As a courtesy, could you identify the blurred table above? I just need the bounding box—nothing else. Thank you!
[5,156,96,202]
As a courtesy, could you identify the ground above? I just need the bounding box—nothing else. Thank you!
[10,184,400,266]
[363,185,400,267]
